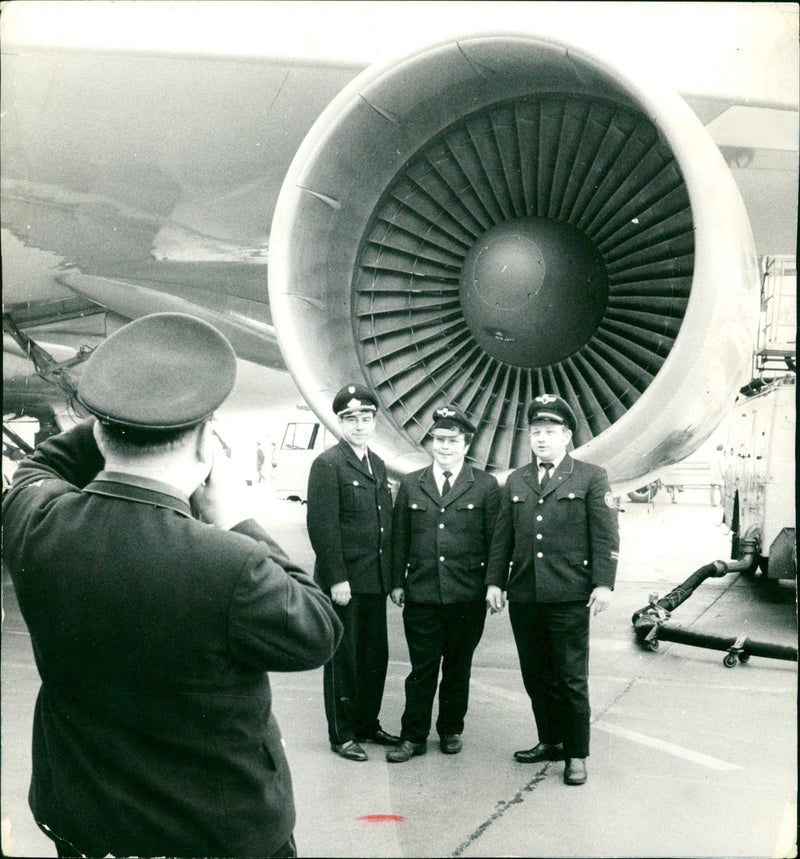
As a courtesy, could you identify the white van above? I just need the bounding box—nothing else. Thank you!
[271,411,336,502]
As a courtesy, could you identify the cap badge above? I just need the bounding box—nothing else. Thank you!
[536,394,557,404]
[347,398,362,410]
[438,407,456,418]
[348,386,356,394]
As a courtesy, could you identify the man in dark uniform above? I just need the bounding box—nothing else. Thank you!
[306,385,400,761]
[486,394,619,786]
[387,405,500,763]
[2,313,342,858]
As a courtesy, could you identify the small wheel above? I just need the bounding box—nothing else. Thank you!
[738,653,750,663]
[723,653,738,668]
[646,639,659,652]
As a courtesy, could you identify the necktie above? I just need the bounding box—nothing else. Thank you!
[539,462,553,489]
[441,471,452,497]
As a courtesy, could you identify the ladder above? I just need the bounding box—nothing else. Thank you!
[753,255,796,379]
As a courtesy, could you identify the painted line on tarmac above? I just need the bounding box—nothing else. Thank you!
[469,678,527,704]
[593,720,741,771]
[471,681,741,771]
[589,638,636,651]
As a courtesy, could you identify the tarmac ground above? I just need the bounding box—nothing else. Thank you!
[2,486,797,858]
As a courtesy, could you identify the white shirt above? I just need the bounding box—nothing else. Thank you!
[433,461,463,496]
[345,442,372,474]
[537,452,565,484]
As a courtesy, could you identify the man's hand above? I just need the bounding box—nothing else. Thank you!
[587,585,612,616]
[190,443,253,530]
[486,585,506,614]
[390,587,405,607]
[330,581,352,606]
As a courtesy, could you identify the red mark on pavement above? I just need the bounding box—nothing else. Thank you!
[356,814,405,822]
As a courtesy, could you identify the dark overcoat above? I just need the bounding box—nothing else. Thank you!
[306,439,393,594]
[486,455,619,602]
[1,419,342,858]
[393,464,501,603]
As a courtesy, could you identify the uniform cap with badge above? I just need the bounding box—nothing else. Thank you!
[430,404,476,435]
[332,384,379,417]
[76,312,237,430]
[526,394,577,434]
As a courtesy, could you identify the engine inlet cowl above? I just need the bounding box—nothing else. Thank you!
[270,33,758,487]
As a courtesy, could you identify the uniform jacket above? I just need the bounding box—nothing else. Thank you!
[393,464,501,603]
[486,455,619,602]
[306,439,393,594]
[1,419,342,858]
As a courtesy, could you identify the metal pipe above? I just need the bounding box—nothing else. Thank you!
[654,624,797,664]
[630,540,796,667]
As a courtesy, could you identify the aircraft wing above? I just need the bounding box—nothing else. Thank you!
[1,20,364,365]
[2,3,366,423]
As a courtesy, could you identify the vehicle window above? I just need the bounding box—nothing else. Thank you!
[281,422,319,450]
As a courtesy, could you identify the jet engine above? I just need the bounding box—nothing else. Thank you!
[269,33,758,489]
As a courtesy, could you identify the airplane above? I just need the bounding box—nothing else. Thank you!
[2,1,798,497]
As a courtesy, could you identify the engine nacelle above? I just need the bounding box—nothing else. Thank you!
[269,32,758,489]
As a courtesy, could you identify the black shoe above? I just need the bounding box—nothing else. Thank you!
[330,740,368,761]
[386,740,427,763]
[358,729,401,746]
[513,742,564,763]
[439,734,462,754]
[564,758,587,785]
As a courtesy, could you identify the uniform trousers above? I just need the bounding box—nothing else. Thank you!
[400,601,486,743]
[323,593,389,744]
[508,600,591,758]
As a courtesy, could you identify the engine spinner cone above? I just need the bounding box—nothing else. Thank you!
[459,217,608,367]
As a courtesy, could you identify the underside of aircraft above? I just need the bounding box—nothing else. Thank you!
[2,2,798,492]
